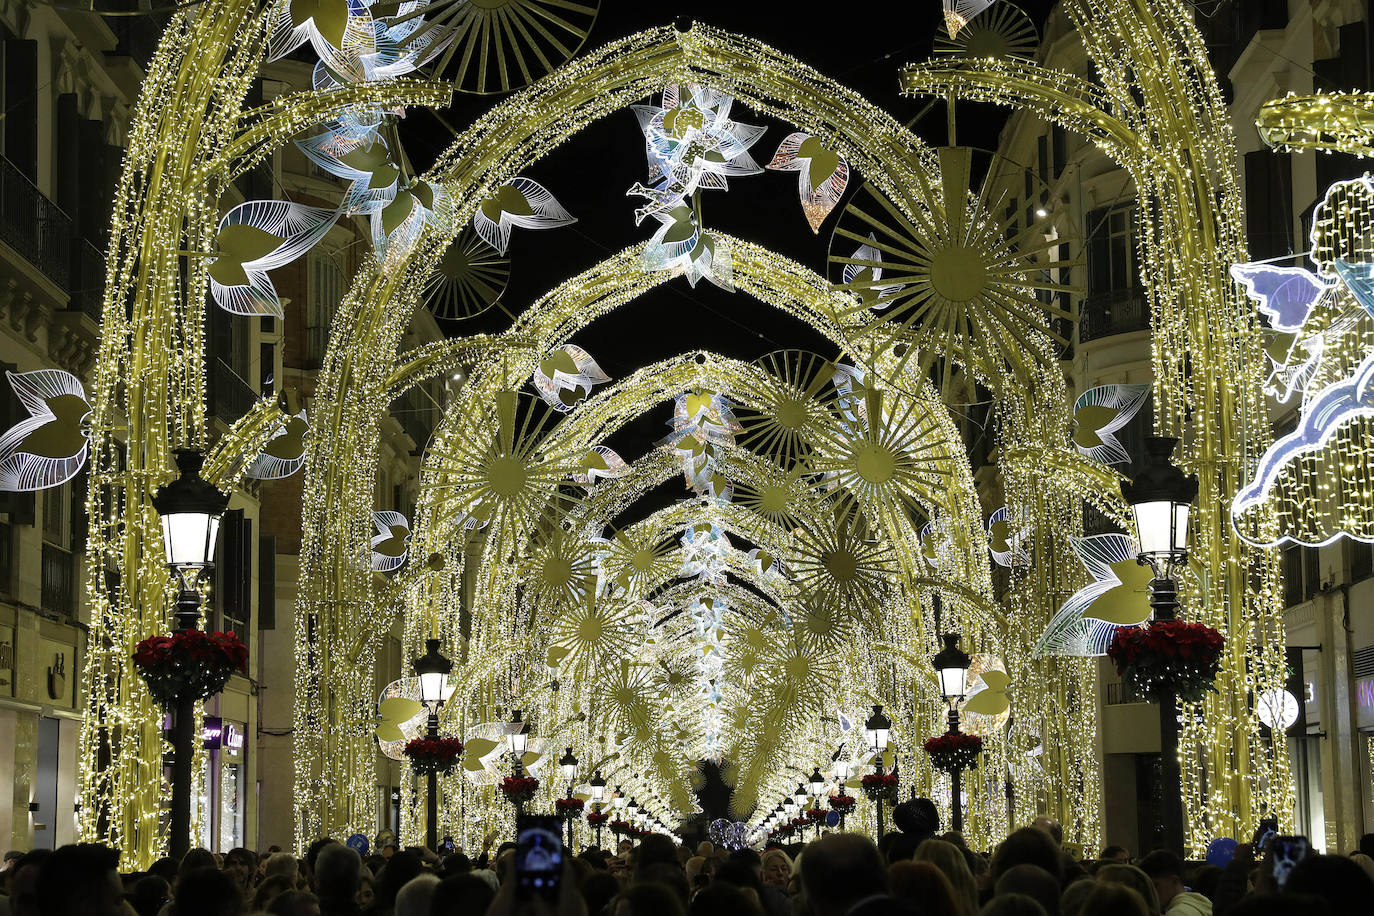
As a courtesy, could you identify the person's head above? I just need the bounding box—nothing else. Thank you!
[433,871,497,916]
[880,831,918,864]
[581,871,622,916]
[697,842,715,859]
[1076,884,1147,916]
[914,839,978,915]
[263,852,299,882]
[36,844,123,916]
[306,839,337,876]
[393,873,440,916]
[800,834,889,916]
[1360,833,1374,859]
[356,871,375,909]
[636,862,691,905]
[266,890,322,916]
[9,849,52,916]
[1031,819,1063,847]
[760,848,791,888]
[376,850,424,906]
[179,848,217,880]
[315,843,362,900]
[892,798,940,840]
[1058,879,1094,916]
[615,882,688,916]
[147,857,179,885]
[715,858,763,893]
[169,867,243,916]
[689,882,763,916]
[1093,866,1158,915]
[382,843,398,859]
[992,829,1063,885]
[130,876,171,916]
[1135,851,1183,907]
[1285,852,1374,912]
[978,894,1048,916]
[889,860,963,915]
[443,852,473,876]
[994,865,1060,916]
[635,835,683,873]
[223,848,256,889]
[1350,852,1374,884]
[1098,848,1129,865]
[253,874,296,909]
[686,855,707,883]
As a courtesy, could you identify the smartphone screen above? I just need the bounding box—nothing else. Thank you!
[516,815,563,899]
[1271,835,1308,889]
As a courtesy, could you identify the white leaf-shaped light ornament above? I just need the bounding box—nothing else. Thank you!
[247,411,310,480]
[532,345,610,412]
[943,0,996,38]
[830,363,870,435]
[373,179,453,266]
[633,84,766,198]
[962,655,1012,731]
[267,0,377,73]
[1034,533,1153,657]
[472,178,576,255]
[842,234,905,311]
[637,204,734,291]
[370,510,410,572]
[919,515,950,568]
[766,132,849,233]
[0,370,91,492]
[747,547,784,580]
[209,201,337,317]
[296,129,401,215]
[375,675,454,760]
[680,523,731,585]
[1071,384,1151,466]
[987,505,1030,568]
[360,0,456,80]
[573,446,630,488]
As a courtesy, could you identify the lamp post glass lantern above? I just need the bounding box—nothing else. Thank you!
[1121,435,1196,859]
[413,639,453,850]
[506,710,529,775]
[152,448,229,861]
[932,633,971,831]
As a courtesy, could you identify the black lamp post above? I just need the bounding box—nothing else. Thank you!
[1122,436,1197,858]
[152,449,229,859]
[589,770,606,849]
[412,638,453,851]
[559,746,579,850]
[864,704,892,839]
[932,633,971,832]
[831,748,853,829]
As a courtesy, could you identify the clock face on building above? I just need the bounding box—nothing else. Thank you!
[1257,688,1300,731]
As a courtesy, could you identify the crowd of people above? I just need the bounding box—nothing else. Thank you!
[2,809,1372,916]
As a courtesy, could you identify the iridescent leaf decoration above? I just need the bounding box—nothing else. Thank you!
[662,390,742,492]
[369,510,411,572]
[267,0,377,74]
[532,345,610,412]
[247,411,310,480]
[987,505,1030,568]
[0,370,92,492]
[374,178,453,266]
[1229,262,1327,332]
[471,178,576,255]
[572,446,630,489]
[295,128,401,215]
[208,201,337,317]
[1035,534,1152,657]
[1071,384,1151,465]
[942,0,995,38]
[766,132,849,233]
[841,235,904,311]
[374,677,428,760]
[632,83,766,200]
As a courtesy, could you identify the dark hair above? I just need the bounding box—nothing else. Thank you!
[1285,853,1374,913]
[615,882,687,916]
[374,850,423,909]
[1077,884,1146,916]
[171,867,243,916]
[1224,892,1325,916]
[714,859,763,893]
[636,862,691,905]
[880,831,919,864]
[431,872,496,916]
[728,848,762,868]
[442,852,472,875]
[1135,850,1183,880]
[582,870,622,916]
[147,857,179,883]
[800,834,889,916]
[36,843,121,916]
[178,848,216,877]
[634,835,682,872]
[1185,864,1221,901]
[688,883,763,916]
[129,876,170,916]
[224,847,256,869]
[267,890,321,916]
[251,874,296,911]
[305,838,336,873]
[994,865,1061,916]
[1360,833,1374,859]
[1098,847,1127,861]
[991,829,1063,885]
[888,860,963,915]
[979,893,1049,916]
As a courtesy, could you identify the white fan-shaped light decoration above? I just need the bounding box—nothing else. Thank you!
[1035,533,1153,657]
[472,177,576,255]
[573,446,630,488]
[766,132,849,233]
[373,179,453,266]
[841,234,906,311]
[943,0,996,38]
[246,411,309,480]
[987,505,1030,567]
[267,0,378,84]
[208,201,337,317]
[295,129,401,216]
[369,510,410,572]
[532,345,611,412]
[1072,384,1151,466]
[0,370,92,492]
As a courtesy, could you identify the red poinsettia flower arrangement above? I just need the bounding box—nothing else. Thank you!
[133,630,248,704]
[923,732,983,773]
[609,819,632,836]
[1107,620,1224,703]
[805,807,827,823]
[555,797,585,820]
[828,794,856,814]
[500,775,540,805]
[860,772,899,801]
[403,737,464,775]
[775,822,795,838]
[586,811,609,827]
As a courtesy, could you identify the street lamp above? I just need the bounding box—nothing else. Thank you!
[932,633,971,831]
[413,638,453,851]
[809,767,826,798]
[588,771,607,848]
[1122,435,1197,858]
[506,710,529,776]
[559,747,579,849]
[152,449,229,860]
[864,705,891,760]
[831,747,853,784]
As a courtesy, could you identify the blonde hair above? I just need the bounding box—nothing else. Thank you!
[913,839,978,916]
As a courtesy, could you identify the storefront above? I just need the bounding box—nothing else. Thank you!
[197,716,248,852]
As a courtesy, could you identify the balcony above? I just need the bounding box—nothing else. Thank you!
[41,543,76,616]
[1079,289,1150,342]
[69,240,106,322]
[0,155,72,289]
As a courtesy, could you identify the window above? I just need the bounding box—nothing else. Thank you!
[1347,538,1373,581]
[1282,545,1322,608]
[308,253,343,367]
[42,482,68,546]
[1087,204,1138,296]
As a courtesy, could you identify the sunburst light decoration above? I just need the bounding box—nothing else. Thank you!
[597,528,680,596]
[423,227,510,321]
[733,351,835,468]
[733,465,819,532]
[1035,533,1152,657]
[546,594,641,678]
[933,2,1038,60]
[786,504,899,616]
[828,147,1073,390]
[528,525,599,610]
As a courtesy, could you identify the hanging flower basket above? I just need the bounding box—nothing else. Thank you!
[828,794,856,815]
[403,737,464,775]
[1106,620,1224,703]
[775,822,795,838]
[860,772,898,802]
[500,775,540,806]
[587,811,609,828]
[923,732,984,774]
[609,819,632,836]
[805,807,827,824]
[133,630,248,704]
[555,797,585,821]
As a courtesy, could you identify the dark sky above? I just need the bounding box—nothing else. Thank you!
[401,1,1054,504]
